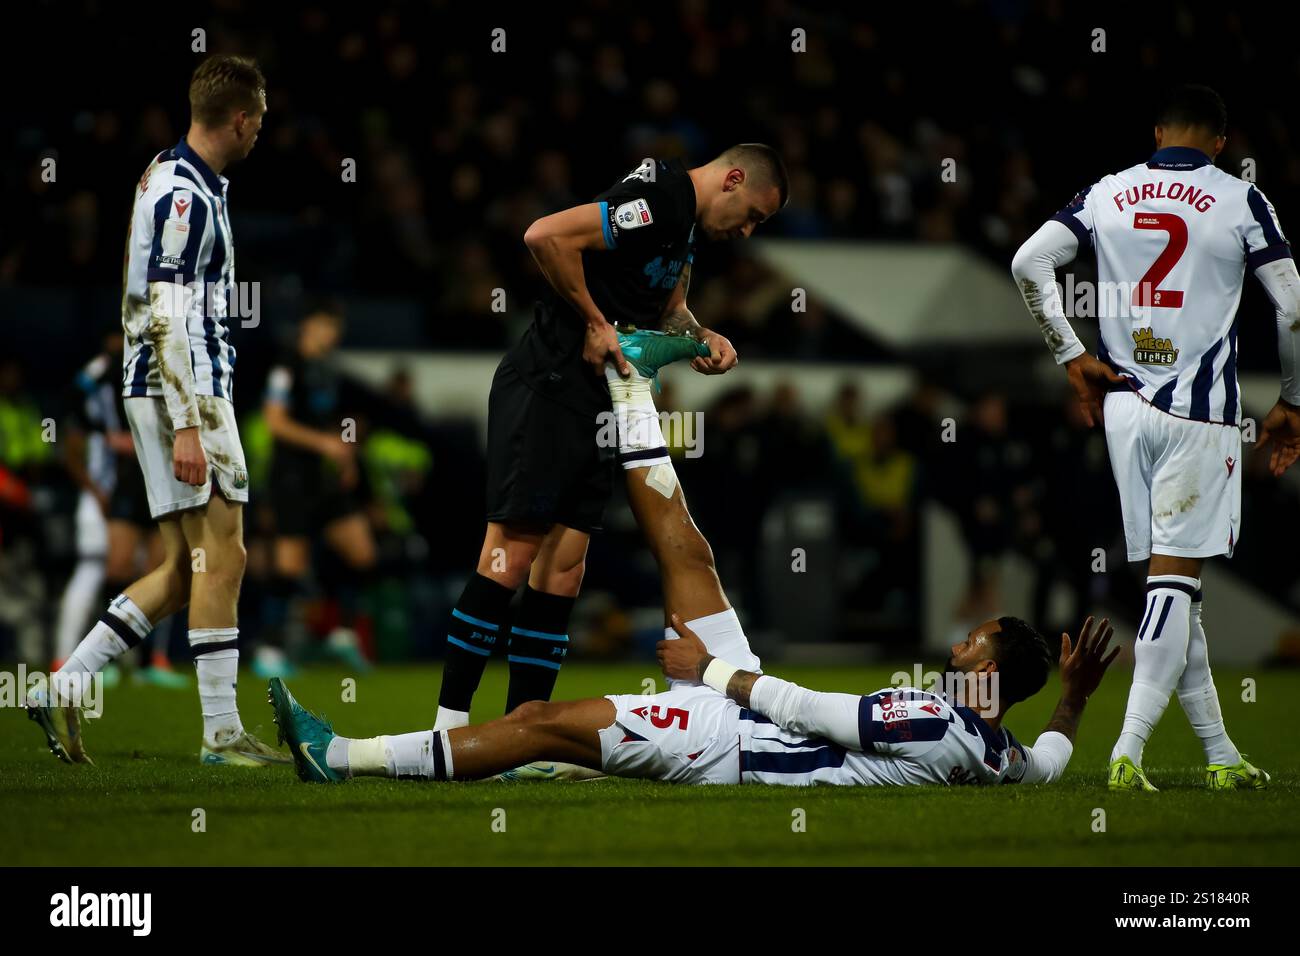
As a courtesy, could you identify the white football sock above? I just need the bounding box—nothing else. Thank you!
[604,364,670,469]
[335,731,453,780]
[433,706,469,732]
[1176,593,1241,766]
[190,628,243,744]
[53,595,151,706]
[1112,575,1196,765]
[663,607,762,690]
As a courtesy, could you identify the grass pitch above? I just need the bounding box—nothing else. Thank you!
[3,662,1297,866]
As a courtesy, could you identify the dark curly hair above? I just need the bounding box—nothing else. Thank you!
[990,616,1055,705]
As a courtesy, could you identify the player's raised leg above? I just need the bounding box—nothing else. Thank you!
[604,334,761,678]
[272,677,611,783]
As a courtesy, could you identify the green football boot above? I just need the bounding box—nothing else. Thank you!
[1206,758,1270,790]
[614,328,711,380]
[268,678,345,783]
[1108,755,1158,791]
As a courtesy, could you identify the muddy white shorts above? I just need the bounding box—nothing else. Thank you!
[599,684,743,785]
[123,395,249,518]
[1102,389,1241,562]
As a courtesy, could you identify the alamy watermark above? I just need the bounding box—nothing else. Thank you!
[597,407,705,458]
[1,665,104,717]
[889,663,1000,711]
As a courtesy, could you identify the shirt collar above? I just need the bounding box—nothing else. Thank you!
[174,137,228,195]
[1147,146,1213,171]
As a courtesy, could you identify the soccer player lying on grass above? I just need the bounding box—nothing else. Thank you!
[271,609,1119,787]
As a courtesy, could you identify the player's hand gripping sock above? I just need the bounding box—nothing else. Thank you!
[662,608,762,691]
[436,573,516,730]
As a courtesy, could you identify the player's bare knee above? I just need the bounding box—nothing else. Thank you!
[199,538,246,592]
[506,699,552,725]
[477,541,537,589]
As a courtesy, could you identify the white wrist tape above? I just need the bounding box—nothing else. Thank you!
[702,658,741,695]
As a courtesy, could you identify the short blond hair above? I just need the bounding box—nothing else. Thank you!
[189,55,265,127]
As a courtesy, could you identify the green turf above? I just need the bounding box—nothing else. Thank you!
[3,661,1297,865]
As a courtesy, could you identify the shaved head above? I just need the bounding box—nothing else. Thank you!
[713,143,789,208]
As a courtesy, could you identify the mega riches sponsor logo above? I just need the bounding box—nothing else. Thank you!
[1131,327,1179,366]
[50,886,151,936]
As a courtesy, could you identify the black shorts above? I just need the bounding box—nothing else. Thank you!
[484,359,613,534]
[269,460,363,538]
[107,459,154,528]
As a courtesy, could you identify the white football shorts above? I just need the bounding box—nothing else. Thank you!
[123,395,249,519]
[599,684,743,785]
[1102,389,1241,562]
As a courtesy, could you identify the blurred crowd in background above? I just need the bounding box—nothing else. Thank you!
[3,1,1300,666]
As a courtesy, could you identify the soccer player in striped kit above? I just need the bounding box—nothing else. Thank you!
[27,56,289,767]
[1012,85,1300,790]
[270,419,1117,789]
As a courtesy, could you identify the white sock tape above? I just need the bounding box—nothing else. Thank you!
[347,735,390,776]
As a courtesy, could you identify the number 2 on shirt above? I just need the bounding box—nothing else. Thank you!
[1132,212,1187,309]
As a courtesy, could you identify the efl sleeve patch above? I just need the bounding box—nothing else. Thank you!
[613,198,654,231]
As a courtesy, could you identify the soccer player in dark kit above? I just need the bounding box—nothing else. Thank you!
[434,145,788,734]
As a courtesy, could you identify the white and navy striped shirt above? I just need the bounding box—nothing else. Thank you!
[1054,146,1292,425]
[740,687,1031,787]
[121,138,237,403]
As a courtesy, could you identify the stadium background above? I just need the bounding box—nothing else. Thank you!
[3,0,1299,674]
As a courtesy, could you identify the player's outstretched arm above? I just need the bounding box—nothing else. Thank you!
[1015,616,1120,784]
[523,203,629,377]
[657,614,864,751]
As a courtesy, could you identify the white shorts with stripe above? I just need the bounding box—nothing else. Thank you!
[1102,390,1241,561]
[123,395,249,519]
[599,685,742,784]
